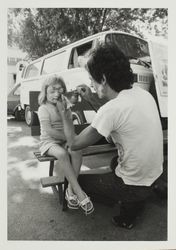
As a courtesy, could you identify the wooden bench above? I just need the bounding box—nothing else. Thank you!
[34,142,117,211]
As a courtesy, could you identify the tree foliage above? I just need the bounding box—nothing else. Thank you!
[8,8,168,59]
[8,8,21,46]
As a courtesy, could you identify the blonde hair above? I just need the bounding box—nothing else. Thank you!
[38,75,67,105]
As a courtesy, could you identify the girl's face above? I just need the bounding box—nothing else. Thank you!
[46,83,64,104]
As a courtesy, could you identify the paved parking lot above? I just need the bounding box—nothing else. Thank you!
[7,117,167,241]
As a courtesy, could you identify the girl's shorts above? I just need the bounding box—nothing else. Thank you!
[40,141,66,156]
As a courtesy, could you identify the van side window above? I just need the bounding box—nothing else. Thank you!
[25,61,41,78]
[68,41,93,69]
[42,51,66,75]
[24,61,42,79]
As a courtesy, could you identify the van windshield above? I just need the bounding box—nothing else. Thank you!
[105,33,150,60]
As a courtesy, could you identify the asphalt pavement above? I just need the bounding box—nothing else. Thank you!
[7,117,167,241]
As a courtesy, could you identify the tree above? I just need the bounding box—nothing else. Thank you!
[8,8,22,46]
[16,8,112,58]
[8,8,168,59]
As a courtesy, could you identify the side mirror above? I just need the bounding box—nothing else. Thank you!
[19,64,24,71]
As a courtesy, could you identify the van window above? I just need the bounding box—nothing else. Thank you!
[68,41,93,68]
[42,51,66,75]
[24,61,42,79]
[105,33,149,59]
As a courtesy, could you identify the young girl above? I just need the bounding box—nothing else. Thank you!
[38,75,94,215]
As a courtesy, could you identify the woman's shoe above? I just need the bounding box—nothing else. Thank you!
[78,192,94,216]
[111,216,134,229]
[65,189,79,209]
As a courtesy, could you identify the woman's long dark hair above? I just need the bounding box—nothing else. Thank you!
[86,43,134,92]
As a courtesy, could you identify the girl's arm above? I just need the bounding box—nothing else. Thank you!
[58,108,75,146]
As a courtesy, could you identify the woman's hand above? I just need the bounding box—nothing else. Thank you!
[76,84,93,102]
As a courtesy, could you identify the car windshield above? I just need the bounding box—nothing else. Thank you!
[105,33,150,59]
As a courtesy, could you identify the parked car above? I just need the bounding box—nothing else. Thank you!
[7,83,24,121]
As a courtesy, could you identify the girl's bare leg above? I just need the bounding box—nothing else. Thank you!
[47,145,85,202]
[67,149,82,195]
[68,149,82,177]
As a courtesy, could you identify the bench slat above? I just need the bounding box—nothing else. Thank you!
[34,152,57,162]
[41,176,65,187]
[41,167,111,187]
[37,156,56,162]
[34,143,116,162]
[82,144,116,156]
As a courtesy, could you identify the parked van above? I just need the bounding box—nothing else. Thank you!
[19,31,157,126]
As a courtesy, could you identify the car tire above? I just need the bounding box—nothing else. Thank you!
[25,106,39,126]
[25,106,32,126]
[72,111,85,124]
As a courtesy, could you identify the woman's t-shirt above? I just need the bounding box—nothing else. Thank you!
[92,86,163,186]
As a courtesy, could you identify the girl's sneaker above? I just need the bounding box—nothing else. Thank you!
[78,192,94,216]
[65,189,79,209]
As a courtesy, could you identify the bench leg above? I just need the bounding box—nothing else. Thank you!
[49,160,58,198]
[62,178,68,211]
[49,160,54,176]
[57,183,64,205]
[49,160,66,207]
